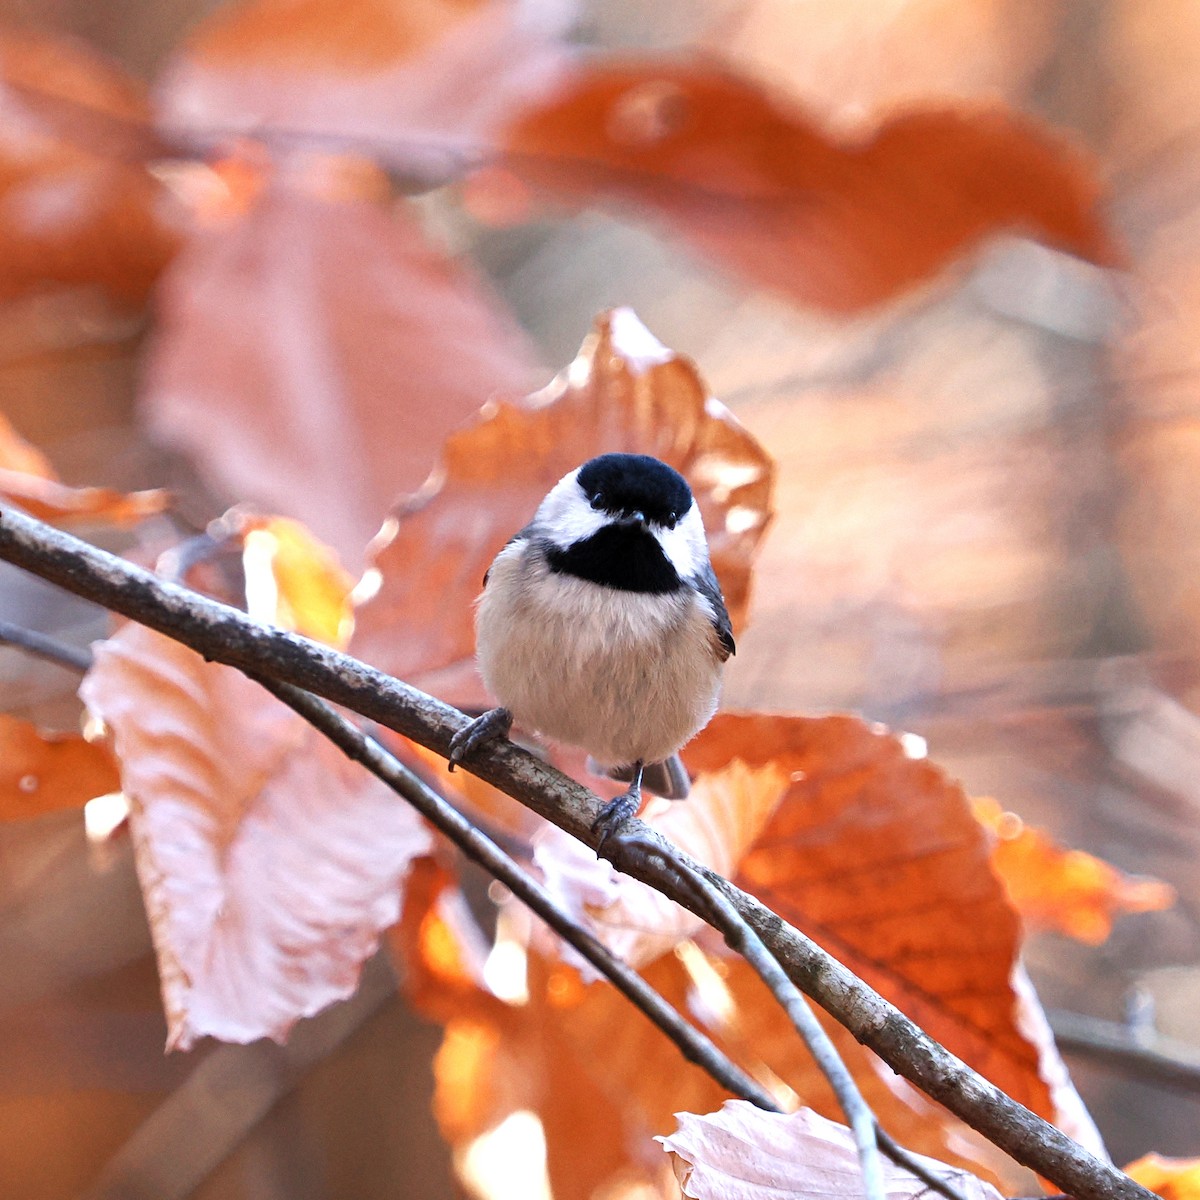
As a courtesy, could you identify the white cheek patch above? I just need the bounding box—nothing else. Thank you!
[656,505,707,577]
[534,472,607,548]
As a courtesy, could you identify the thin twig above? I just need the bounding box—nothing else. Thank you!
[1050,1009,1200,1092]
[250,672,780,1112]
[611,835,887,1200]
[0,617,93,673]
[0,504,1159,1200]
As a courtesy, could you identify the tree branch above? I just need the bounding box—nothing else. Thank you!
[1050,1009,1200,1092]
[0,616,93,672]
[0,503,1156,1200]
[251,672,780,1113]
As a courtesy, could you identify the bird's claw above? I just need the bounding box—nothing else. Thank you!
[447,707,512,771]
[591,790,641,851]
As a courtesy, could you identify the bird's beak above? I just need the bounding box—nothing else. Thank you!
[617,511,648,529]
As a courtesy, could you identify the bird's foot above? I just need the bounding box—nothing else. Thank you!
[448,707,512,771]
[591,760,646,851]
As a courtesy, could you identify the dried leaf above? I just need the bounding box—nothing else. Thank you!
[352,307,774,703]
[683,713,1086,1130]
[433,951,729,1200]
[0,469,169,526]
[141,171,537,566]
[974,797,1175,944]
[659,1100,1005,1200]
[238,514,356,647]
[534,760,789,971]
[0,412,54,477]
[1126,1154,1200,1200]
[156,0,567,184]
[0,32,179,302]
[0,715,121,821]
[491,61,1116,312]
[79,623,432,1049]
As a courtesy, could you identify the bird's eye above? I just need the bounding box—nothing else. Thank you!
[590,493,606,511]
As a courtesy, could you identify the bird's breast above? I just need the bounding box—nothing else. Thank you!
[474,544,724,765]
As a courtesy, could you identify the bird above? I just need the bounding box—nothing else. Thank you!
[447,451,735,842]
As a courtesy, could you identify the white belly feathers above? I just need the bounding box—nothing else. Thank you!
[475,541,723,766]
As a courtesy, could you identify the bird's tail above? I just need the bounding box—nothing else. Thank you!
[587,753,690,800]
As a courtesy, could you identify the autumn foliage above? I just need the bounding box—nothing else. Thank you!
[0,2,1194,1199]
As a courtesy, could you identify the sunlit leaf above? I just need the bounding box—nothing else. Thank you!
[0,715,120,821]
[534,760,789,971]
[0,469,169,526]
[157,0,567,183]
[352,307,774,704]
[683,713,1097,1138]
[141,166,537,566]
[79,623,432,1049]
[489,61,1116,312]
[1126,1154,1200,1200]
[974,797,1175,944]
[659,1100,1005,1200]
[238,513,356,648]
[0,412,54,477]
[0,31,180,302]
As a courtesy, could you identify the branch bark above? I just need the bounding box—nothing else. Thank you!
[0,503,1155,1200]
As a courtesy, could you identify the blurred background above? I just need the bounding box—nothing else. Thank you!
[3,0,1200,1196]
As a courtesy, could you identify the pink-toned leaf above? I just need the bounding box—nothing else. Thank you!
[79,623,432,1049]
[156,0,568,185]
[659,1100,1005,1200]
[534,760,789,970]
[141,172,538,566]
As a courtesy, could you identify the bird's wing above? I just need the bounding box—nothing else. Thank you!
[693,562,736,660]
[483,524,535,586]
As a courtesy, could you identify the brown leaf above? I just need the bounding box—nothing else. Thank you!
[352,307,774,702]
[659,1100,1005,1200]
[156,0,566,184]
[79,623,432,1049]
[0,411,54,477]
[141,169,538,566]
[1126,1154,1200,1200]
[0,469,169,526]
[432,951,729,1200]
[704,955,1037,1190]
[237,514,356,648]
[683,713,1087,1130]
[491,61,1116,313]
[0,715,121,821]
[0,32,180,303]
[974,797,1175,944]
[534,760,789,970]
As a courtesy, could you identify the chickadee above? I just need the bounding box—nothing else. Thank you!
[448,452,734,841]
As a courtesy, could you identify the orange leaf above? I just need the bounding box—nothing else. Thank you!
[0,715,120,821]
[432,952,729,1200]
[974,797,1175,944]
[157,0,566,182]
[1126,1154,1200,1200]
[238,514,356,648]
[141,178,537,567]
[0,32,180,303]
[352,307,774,703]
[494,61,1116,312]
[0,412,54,477]
[659,1101,1005,1200]
[79,623,432,1049]
[0,470,169,526]
[683,713,1097,1137]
